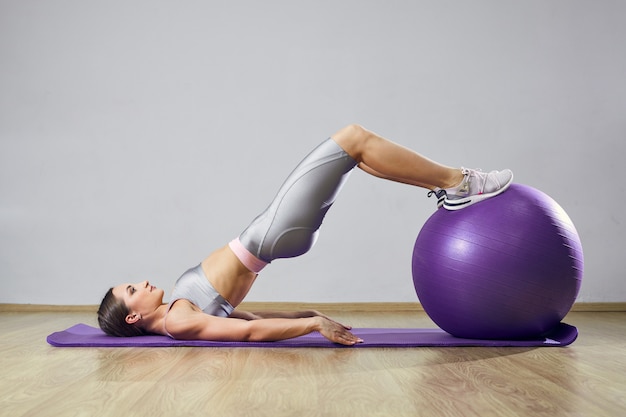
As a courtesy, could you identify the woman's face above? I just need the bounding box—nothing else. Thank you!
[112,281,165,320]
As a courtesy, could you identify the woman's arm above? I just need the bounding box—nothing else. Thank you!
[167,310,362,345]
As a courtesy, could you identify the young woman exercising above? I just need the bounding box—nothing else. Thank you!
[98,124,513,345]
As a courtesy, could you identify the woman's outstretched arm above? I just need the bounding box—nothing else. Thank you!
[166,310,363,345]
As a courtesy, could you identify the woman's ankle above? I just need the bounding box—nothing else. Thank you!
[442,169,464,190]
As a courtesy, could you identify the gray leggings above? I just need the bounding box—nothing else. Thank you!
[239,138,358,263]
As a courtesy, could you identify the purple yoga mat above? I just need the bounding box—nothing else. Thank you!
[47,322,577,348]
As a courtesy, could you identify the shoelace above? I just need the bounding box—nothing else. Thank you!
[460,167,488,195]
[427,189,444,198]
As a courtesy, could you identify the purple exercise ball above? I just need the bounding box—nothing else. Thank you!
[412,183,583,339]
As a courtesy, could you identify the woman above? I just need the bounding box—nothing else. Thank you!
[98,124,513,345]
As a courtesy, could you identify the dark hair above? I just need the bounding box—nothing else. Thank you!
[97,288,149,337]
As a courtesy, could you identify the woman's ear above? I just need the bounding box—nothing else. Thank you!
[125,313,142,325]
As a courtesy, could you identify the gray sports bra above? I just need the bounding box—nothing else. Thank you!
[163,264,234,337]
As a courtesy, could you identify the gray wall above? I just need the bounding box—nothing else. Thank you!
[1,0,624,305]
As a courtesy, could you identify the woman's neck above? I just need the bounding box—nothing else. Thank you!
[140,303,169,336]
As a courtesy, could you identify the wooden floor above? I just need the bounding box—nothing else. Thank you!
[1,310,625,417]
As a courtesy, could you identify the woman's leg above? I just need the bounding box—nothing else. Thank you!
[235,124,513,266]
[331,124,462,190]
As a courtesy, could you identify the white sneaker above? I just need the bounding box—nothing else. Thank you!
[443,167,513,210]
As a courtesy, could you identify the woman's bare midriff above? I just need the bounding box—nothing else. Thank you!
[200,245,258,308]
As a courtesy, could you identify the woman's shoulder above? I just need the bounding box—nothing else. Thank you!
[164,299,230,340]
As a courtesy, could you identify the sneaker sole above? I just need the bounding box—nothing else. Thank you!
[443,173,514,211]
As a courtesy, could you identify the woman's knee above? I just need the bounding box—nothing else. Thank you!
[331,124,372,161]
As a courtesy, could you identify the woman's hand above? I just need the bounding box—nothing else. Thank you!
[314,316,363,346]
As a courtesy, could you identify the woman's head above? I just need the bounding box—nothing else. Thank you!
[97,281,164,337]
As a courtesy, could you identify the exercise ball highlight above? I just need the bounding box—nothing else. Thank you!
[412,183,583,339]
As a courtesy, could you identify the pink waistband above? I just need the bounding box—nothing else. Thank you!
[228,238,268,273]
